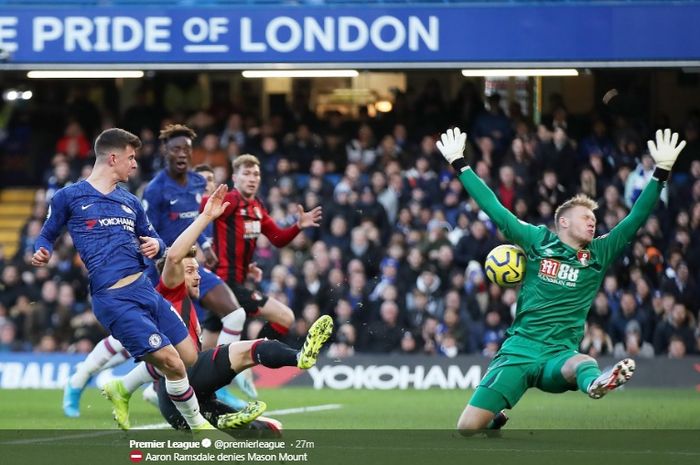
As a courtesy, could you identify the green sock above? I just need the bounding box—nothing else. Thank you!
[576,361,601,393]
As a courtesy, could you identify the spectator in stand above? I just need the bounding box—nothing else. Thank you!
[346,124,377,171]
[609,291,648,344]
[46,158,74,202]
[667,335,688,358]
[358,300,404,353]
[613,321,654,359]
[661,261,698,312]
[625,152,662,208]
[0,321,31,352]
[219,113,246,152]
[653,302,696,355]
[191,132,227,168]
[55,121,91,163]
[327,323,356,359]
[579,119,616,170]
[536,169,568,209]
[472,93,512,156]
[579,323,614,357]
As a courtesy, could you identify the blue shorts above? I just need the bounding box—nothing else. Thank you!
[91,274,189,360]
[193,266,224,320]
[199,266,223,297]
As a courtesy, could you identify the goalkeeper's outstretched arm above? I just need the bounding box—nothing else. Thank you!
[435,127,541,248]
[598,128,686,263]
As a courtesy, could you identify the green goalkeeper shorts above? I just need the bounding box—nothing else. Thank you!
[469,335,578,413]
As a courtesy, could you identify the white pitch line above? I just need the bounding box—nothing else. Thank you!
[1,430,119,445]
[267,403,343,416]
[133,403,344,430]
[0,403,346,442]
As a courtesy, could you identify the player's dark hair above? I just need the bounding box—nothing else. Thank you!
[159,124,197,142]
[193,163,214,174]
[155,246,197,275]
[94,128,141,158]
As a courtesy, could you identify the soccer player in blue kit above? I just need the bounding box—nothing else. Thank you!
[33,128,216,432]
[143,125,254,405]
[60,126,252,417]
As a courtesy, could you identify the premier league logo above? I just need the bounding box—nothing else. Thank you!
[577,250,591,267]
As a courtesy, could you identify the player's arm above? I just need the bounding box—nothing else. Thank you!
[162,184,230,287]
[32,189,69,266]
[261,204,321,247]
[134,197,167,260]
[597,129,685,262]
[436,127,541,248]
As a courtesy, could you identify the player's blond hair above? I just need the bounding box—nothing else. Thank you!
[232,154,260,173]
[554,194,599,231]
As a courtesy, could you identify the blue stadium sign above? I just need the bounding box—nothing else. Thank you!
[0,4,699,68]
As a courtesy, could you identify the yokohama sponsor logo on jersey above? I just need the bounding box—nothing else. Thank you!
[169,210,199,220]
[92,217,136,232]
[98,217,135,228]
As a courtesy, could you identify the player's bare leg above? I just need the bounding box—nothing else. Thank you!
[256,297,294,340]
[201,329,220,351]
[457,405,499,435]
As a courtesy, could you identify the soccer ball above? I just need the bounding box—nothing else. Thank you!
[484,244,526,287]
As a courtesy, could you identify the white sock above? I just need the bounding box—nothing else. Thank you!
[122,362,160,394]
[103,350,130,370]
[165,376,208,429]
[216,308,246,345]
[142,383,159,407]
[70,336,126,389]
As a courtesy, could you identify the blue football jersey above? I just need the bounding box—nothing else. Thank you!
[142,170,210,247]
[35,181,166,293]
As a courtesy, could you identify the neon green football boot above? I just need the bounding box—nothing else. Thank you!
[102,379,132,430]
[217,401,267,429]
[297,315,333,369]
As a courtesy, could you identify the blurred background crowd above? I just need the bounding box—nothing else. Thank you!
[0,80,699,360]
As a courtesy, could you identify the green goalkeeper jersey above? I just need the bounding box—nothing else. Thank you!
[458,168,664,350]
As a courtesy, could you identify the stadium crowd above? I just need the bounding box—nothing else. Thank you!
[0,80,699,359]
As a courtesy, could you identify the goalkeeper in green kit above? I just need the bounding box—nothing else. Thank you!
[436,127,686,434]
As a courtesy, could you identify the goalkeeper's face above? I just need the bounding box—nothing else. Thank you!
[565,206,597,245]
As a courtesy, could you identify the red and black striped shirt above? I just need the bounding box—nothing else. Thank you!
[203,188,300,285]
[156,278,201,351]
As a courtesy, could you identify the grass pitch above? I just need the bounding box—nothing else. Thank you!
[0,387,697,429]
[0,388,698,465]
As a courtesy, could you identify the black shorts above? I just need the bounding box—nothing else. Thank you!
[156,345,236,425]
[201,283,269,332]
